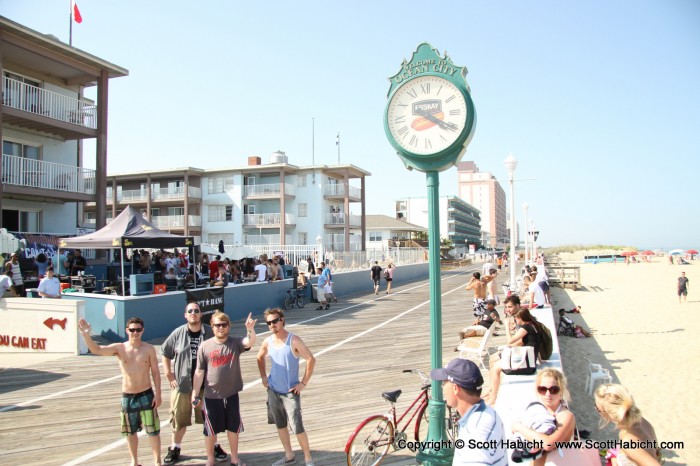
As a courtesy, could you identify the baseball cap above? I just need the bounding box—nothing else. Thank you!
[430,359,484,390]
[485,299,497,306]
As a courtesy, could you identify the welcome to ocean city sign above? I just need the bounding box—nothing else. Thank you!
[391,58,462,84]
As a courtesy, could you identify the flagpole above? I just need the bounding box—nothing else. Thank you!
[69,0,73,46]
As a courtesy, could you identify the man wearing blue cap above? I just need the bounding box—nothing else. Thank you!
[431,358,507,465]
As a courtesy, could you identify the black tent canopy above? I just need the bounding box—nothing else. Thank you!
[60,206,195,295]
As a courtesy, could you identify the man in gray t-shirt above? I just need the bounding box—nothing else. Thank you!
[192,311,257,466]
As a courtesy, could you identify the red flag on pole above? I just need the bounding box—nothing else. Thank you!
[72,1,83,23]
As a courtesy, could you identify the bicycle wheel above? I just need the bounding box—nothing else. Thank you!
[296,295,306,308]
[346,415,394,466]
[415,404,457,443]
[283,296,294,310]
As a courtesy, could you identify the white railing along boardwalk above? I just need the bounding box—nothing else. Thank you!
[1,155,96,194]
[2,76,97,129]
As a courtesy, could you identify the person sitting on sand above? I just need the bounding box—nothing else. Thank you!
[595,383,662,465]
[558,309,591,337]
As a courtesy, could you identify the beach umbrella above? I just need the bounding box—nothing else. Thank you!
[641,250,654,255]
[620,251,638,256]
[669,249,684,255]
[687,249,698,255]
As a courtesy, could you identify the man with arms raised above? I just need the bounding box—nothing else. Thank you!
[257,308,316,466]
[161,303,228,464]
[78,317,162,466]
[431,358,507,465]
[192,311,257,466]
[465,272,494,317]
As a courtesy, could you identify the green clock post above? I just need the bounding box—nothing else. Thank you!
[384,43,476,465]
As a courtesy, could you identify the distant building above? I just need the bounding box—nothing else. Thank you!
[457,161,507,249]
[365,214,427,247]
[83,151,370,252]
[394,195,481,251]
[1,15,127,234]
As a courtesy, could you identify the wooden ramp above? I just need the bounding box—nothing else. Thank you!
[1,265,508,466]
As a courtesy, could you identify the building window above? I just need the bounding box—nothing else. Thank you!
[297,174,307,188]
[369,232,382,242]
[298,232,307,245]
[208,176,234,194]
[298,203,308,218]
[209,205,233,222]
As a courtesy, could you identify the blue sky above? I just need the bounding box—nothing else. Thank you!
[3,0,699,249]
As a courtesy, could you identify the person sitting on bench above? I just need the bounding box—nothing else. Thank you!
[459,299,502,340]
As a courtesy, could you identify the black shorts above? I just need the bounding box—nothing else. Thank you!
[539,281,550,293]
[203,393,242,435]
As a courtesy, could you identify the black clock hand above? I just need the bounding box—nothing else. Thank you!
[417,111,458,132]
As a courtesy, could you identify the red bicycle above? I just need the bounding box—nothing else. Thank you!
[344,369,458,466]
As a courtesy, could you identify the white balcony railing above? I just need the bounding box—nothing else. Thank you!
[151,215,202,229]
[243,234,295,245]
[323,184,361,198]
[153,186,202,200]
[324,213,362,227]
[243,213,296,226]
[244,183,295,197]
[2,155,96,194]
[2,76,97,129]
[120,189,148,202]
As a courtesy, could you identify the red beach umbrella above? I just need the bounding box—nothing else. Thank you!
[620,251,638,256]
[641,250,654,255]
[687,249,698,255]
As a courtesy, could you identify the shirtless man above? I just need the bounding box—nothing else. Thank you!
[465,272,494,317]
[78,317,162,466]
[485,268,499,304]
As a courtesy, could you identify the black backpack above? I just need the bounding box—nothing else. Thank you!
[535,319,553,361]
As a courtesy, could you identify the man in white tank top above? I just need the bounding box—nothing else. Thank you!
[256,308,316,466]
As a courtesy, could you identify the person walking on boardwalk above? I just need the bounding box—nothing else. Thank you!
[384,263,395,294]
[678,271,689,303]
[78,317,162,466]
[465,271,494,317]
[161,302,229,464]
[192,311,257,466]
[370,261,382,295]
[256,308,317,466]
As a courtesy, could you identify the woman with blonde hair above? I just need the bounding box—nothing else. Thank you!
[594,384,661,465]
[511,368,576,464]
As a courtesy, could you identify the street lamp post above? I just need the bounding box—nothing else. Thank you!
[531,220,537,263]
[316,235,323,268]
[504,154,518,291]
[523,202,529,266]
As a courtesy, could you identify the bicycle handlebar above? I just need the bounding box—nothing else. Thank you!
[403,368,431,386]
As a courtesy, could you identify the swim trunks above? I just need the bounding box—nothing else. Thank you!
[121,388,160,436]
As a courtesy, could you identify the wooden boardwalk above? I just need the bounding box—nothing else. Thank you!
[1,265,508,466]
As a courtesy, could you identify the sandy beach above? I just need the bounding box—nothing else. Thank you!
[547,259,698,466]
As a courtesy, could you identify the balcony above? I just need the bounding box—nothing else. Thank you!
[324,213,362,228]
[243,213,296,227]
[2,76,97,140]
[324,233,362,252]
[243,234,295,245]
[105,186,202,204]
[2,155,95,200]
[152,186,202,202]
[151,215,202,229]
[324,184,362,200]
[243,183,295,199]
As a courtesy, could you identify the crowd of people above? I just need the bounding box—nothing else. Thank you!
[448,256,662,465]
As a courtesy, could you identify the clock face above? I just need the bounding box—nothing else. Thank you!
[386,75,468,156]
